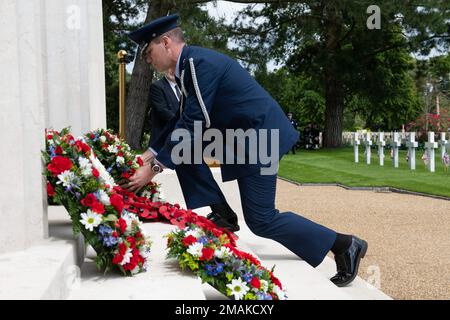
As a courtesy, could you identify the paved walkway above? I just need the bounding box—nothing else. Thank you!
[275,179,450,300]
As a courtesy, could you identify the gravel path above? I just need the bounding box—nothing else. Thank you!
[275,179,450,300]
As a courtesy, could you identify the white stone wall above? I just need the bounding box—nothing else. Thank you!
[44,0,107,137]
[0,0,106,254]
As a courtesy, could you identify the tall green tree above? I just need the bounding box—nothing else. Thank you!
[229,0,449,146]
[124,0,233,149]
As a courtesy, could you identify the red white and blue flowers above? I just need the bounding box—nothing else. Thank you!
[166,224,287,300]
[44,128,152,276]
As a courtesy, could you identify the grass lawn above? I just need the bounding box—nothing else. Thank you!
[278,147,450,198]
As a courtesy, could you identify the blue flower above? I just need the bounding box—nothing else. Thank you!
[205,262,225,277]
[49,145,57,159]
[197,236,209,245]
[256,293,266,300]
[98,225,113,236]
[241,272,253,283]
[102,235,118,247]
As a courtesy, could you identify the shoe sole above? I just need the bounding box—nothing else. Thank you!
[335,240,368,288]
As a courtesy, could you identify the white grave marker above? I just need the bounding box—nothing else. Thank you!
[353,132,361,163]
[376,132,386,166]
[439,132,448,160]
[424,132,438,172]
[405,132,418,170]
[391,132,401,168]
[364,132,372,164]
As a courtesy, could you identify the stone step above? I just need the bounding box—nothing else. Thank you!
[0,206,85,299]
[68,168,391,300]
[155,168,391,300]
[67,222,206,300]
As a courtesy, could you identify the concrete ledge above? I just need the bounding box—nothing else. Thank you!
[0,206,85,299]
[277,176,450,202]
[68,223,206,300]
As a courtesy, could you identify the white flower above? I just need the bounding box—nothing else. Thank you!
[273,285,287,300]
[130,266,141,275]
[214,247,231,259]
[78,157,93,177]
[99,136,106,143]
[139,240,152,259]
[258,280,269,293]
[121,211,140,234]
[97,190,110,206]
[119,248,133,266]
[107,145,118,154]
[78,157,90,168]
[56,171,76,188]
[80,210,102,232]
[89,154,116,188]
[116,156,125,165]
[226,278,250,300]
[187,243,204,257]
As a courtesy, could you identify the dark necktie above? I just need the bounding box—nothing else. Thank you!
[175,84,181,101]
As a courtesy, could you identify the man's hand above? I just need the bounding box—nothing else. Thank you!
[120,165,156,193]
[141,150,155,165]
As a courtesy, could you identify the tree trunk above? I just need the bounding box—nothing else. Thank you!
[125,1,176,150]
[322,0,344,148]
[324,67,344,147]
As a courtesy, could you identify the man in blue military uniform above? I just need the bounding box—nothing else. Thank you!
[124,14,368,287]
[148,69,240,232]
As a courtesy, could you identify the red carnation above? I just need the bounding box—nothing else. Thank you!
[110,194,124,214]
[47,156,73,176]
[200,247,215,261]
[117,218,127,234]
[112,253,123,265]
[137,157,144,167]
[47,134,53,140]
[47,182,55,197]
[250,277,261,289]
[92,168,99,178]
[55,146,63,155]
[182,235,197,247]
[91,202,105,215]
[80,194,97,208]
[127,236,136,248]
[118,242,127,256]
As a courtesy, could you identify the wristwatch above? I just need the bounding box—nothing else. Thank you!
[150,159,163,174]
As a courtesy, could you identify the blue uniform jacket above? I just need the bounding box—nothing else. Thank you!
[151,45,299,182]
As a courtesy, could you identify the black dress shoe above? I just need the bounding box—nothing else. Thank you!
[206,211,240,232]
[330,236,368,287]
